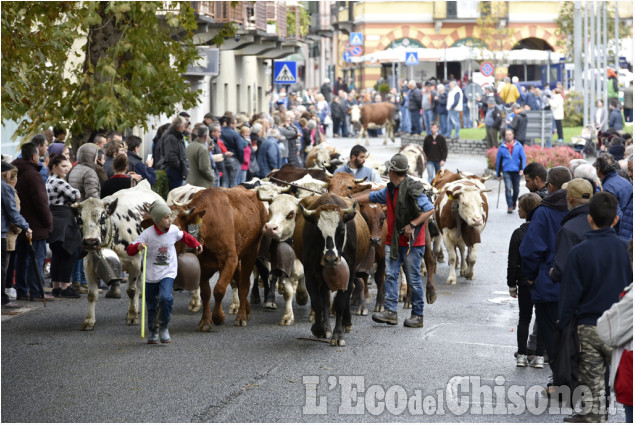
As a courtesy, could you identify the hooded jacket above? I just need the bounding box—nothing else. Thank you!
[162,126,189,177]
[67,143,100,200]
[519,189,569,304]
[10,158,52,240]
[551,203,591,283]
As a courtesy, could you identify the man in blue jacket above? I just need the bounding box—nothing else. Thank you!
[333,145,382,183]
[558,192,631,423]
[594,153,633,241]
[256,128,282,178]
[520,166,572,389]
[220,115,244,188]
[496,129,527,213]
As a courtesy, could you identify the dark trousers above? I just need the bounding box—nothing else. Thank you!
[50,243,77,283]
[6,250,16,289]
[1,238,9,305]
[409,110,422,135]
[517,285,544,355]
[535,301,559,374]
[554,120,563,140]
[14,238,46,298]
[165,167,183,190]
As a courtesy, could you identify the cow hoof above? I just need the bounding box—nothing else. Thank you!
[235,319,248,327]
[446,277,457,285]
[355,305,364,316]
[426,291,437,305]
[264,302,277,310]
[374,304,384,313]
[250,294,261,305]
[196,322,213,332]
[398,294,405,302]
[343,325,352,333]
[465,274,475,280]
[212,314,225,326]
[188,303,201,313]
[295,292,308,306]
[279,317,294,326]
[81,320,95,331]
[361,307,368,316]
[403,301,412,309]
[126,316,139,326]
[310,323,327,338]
[228,305,239,315]
[330,338,346,347]
[325,331,332,339]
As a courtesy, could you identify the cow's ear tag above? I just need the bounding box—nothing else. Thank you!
[448,194,453,200]
[196,218,202,225]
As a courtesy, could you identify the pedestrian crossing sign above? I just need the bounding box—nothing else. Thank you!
[274,61,297,84]
[405,51,419,66]
[350,32,363,46]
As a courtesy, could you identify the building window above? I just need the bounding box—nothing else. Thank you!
[457,0,480,19]
[447,1,457,18]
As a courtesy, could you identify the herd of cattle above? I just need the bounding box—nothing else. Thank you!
[70,143,490,347]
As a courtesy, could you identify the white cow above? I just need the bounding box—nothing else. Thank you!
[71,181,163,330]
[434,179,490,285]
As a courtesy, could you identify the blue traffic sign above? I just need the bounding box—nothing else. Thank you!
[405,51,419,66]
[273,61,297,84]
[350,32,363,46]
[343,51,352,63]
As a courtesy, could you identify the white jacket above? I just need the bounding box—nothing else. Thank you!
[597,283,633,389]
[446,86,463,112]
[549,94,564,120]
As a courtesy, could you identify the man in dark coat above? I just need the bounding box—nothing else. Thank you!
[320,78,332,103]
[220,115,244,188]
[161,116,189,190]
[550,179,593,283]
[11,143,53,301]
[330,96,346,138]
[407,80,423,135]
[509,103,528,145]
[594,153,633,241]
[484,97,502,148]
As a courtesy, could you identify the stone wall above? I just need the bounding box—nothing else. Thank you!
[400,135,488,155]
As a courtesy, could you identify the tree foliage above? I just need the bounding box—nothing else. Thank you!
[287,5,311,38]
[476,1,513,68]
[555,2,630,61]
[1,1,202,150]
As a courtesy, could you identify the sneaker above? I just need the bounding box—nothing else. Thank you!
[147,329,159,344]
[52,288,61,297]
[529,356,544,368]
[516,354,528,367]
[562,413,604,423]
[159,327,171,343]
[5,288,17,300]
[58,287,81,299]
[371,310,398,325]
[2,301,20,308]
[403,314,424,328]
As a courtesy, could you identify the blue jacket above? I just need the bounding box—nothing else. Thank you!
[221,126,244,164]
[602,171,633,241]
[558,227,630,328]
[1,180,29,238]
[256,137,281,178]
[608,108,624,131]
[495,141,526,176]
[519,190,569,303]
[333,163,382,183]
[525,92,540,111]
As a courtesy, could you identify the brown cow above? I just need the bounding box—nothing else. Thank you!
[350,102,396,146]
[431,169,491,191]
[268,163,327,185]
[173,186,268,331]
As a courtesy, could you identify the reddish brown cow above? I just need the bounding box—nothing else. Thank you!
[267,163,327,185]
[173,187,268,331]
[431,169,491,191]
[350,102,396,146]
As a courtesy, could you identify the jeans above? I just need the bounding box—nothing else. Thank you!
[426,161,441,183]
[502,172,521,208]
[145,277,174,329]
[535,302,559,374]
[222,156,240,188]
[384,245,425,316]
[72,256,87,285]
[423,109,434,135]
[165,167,183,190]
[517,285,545,356]
[438,112,449,136]
[463,104,471,128]
[14,238,47,298]
[625,405,633,423]
[400,106,411,133]
[447,110,461,138]
[238,170,247,185]
[409,110,422,135]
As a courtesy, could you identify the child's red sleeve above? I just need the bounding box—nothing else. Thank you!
[181,232,202,249]
[127,243,141,256]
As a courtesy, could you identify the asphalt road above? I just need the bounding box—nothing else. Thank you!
[1,135,624,422]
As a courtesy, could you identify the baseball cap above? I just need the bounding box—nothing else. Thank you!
[563,178,593,199]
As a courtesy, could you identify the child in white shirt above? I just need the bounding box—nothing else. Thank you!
[127,200,202,344]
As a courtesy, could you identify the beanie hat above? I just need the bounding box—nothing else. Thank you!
[1,161,15,172]
[150,200,172,224]
[386,153,409,173]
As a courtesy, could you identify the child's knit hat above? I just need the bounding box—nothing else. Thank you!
[150,200,171,224]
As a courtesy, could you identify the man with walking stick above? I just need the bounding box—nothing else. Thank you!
[496,129,527,213]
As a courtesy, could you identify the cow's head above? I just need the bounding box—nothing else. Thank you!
[300,202,357,267]
[256,183,292,203]
[446,184,490,227]
[263,194,300,241]
[291,175,328,199]
[71,198,119,250]
[327,172,372,197]
[360,202,385,247]
[314,145,332,169]
[173,206,207,241]
[350,105,361,123]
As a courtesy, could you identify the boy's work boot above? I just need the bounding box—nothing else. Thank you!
[147,329,159,345]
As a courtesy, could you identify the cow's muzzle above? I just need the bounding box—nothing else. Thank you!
[82,238,100,250]
[370,236,382,247]
[321,250,340,267]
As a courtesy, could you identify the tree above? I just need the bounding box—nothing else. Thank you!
[1,1,231,151]
[555,1,630,62]
[476,1,513,70]
[287,5,311,38]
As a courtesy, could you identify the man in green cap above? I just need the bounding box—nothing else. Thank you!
[353,153,435,328]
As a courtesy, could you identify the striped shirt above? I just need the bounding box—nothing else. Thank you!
[46,174,80,206]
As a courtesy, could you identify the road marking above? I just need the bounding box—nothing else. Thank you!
[1,305,37,322]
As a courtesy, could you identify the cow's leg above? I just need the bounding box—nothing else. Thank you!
[457,240,468,276]
[211,256,238,326]
[390,122,396,143]
[433,234,445,264]
[364,125,370,147]
[196,268,215,332]
[228,280,239,314]
[294,260,308,306]
[305,273,327,337]
[235,247,259,326]
[278,276,295,326]
[81,254,99,331]
[250,261,262,305]
[331,289,348,347]
[125,267,141,326]
[464,244,478,280]
[383,124,389,145]
[352,275,368,316]
[424,245,437,304]
[188,288,201,312]
[264,272,278,310]
[443,232,458,285]
[374,253,386,312]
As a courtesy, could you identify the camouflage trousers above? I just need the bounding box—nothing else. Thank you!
[578,324,613,421]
